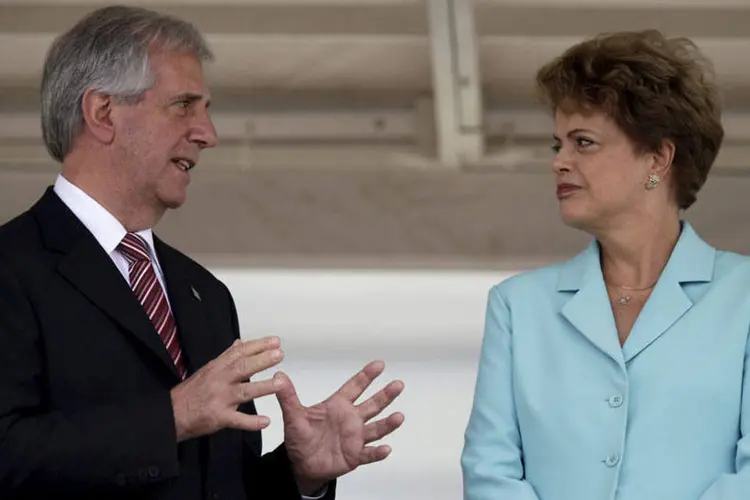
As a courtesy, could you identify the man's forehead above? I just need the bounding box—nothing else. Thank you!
[151,50,208,83]
[162,72,210,97]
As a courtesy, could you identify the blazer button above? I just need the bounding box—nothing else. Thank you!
[608,395,624,408]
[148,466,160,478]
[604,453,620,467]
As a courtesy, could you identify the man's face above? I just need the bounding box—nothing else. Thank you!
[111,50,218,213]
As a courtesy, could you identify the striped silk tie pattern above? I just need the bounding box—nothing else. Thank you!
[118,233,187,379]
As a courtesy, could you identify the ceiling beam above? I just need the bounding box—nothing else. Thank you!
[2,4,749,38]
[474,5,750,38]
[0,4,427,36]
[4,108,750,142]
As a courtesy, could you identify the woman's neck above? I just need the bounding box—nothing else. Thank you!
[596,211,681,288]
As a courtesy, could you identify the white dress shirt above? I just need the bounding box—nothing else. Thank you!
[53,174,327,500]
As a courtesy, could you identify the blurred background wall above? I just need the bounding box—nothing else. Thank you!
[2,0,750,498]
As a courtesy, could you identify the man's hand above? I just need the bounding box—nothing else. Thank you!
[170,336,285,442]
[274,360,405,495]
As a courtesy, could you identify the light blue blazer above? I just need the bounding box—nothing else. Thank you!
[462,222,750,500]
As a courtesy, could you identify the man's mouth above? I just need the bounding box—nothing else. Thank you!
[172,158,195,172]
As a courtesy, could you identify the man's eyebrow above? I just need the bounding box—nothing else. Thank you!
[171,93,211,107]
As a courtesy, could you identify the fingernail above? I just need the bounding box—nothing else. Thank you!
[271,349,283,360]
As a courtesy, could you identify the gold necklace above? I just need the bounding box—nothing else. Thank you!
[605,280,657,307]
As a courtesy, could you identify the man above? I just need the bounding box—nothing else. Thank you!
[0,5,404,500]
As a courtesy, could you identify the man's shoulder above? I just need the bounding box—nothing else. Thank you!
[154,237,228,290]
[0,209,40,256]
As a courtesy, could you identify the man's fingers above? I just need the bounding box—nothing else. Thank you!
[274,371,305,420]
[335,360,386,403]
[356,380,404,420]
[358,445,392,466]
[234,378,284,404]
[221,336,281,366]
[363,412,405,444]
[224,411,272,433]
[227,348,284,383]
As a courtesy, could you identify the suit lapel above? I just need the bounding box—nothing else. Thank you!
[621,279,692,363]
[622,223,714,363]
[33,188,181,379]
[154,238,215,374]
[559,242,624,368]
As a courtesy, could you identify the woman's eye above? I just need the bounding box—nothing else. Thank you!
[575,137,593,148]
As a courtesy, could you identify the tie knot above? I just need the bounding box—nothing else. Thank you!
[118,233,151,263]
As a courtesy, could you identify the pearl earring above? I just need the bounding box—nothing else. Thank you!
[646,173,660,190]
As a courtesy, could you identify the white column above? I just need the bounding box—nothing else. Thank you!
[427,0,484,168]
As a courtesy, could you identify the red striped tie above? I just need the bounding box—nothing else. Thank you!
[118,233,187,379]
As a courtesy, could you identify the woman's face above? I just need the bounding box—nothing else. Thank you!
[552,108,664,231]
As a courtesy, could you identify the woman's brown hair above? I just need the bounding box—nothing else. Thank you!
[536,30,723,210]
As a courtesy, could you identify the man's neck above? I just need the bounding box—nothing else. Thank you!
[60,163,163,232]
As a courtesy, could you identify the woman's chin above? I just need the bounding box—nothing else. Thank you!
[559,205,594,230]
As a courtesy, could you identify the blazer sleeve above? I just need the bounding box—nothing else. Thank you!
[461,285,541,500]
[697,327,750,499]
[219,283,336,500]
[0,256,181,496]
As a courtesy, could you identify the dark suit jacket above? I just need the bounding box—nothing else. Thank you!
[0,188,336,500]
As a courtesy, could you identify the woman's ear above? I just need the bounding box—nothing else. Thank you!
[652,138,676,177]
[80,89,115,144]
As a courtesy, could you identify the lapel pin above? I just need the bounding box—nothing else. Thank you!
[191,286,201,302]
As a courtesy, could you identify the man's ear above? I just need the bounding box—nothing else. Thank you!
[80,89,115,144]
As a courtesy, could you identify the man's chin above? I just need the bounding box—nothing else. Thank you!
[158,192,188,210]
[163,199,186,210]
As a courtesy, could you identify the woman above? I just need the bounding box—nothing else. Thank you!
[461,31,750,500]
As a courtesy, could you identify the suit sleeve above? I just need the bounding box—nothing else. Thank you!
[697,326,750,498]
[461,286,541,500]
[0,256,181,496]
[218,283,336,500]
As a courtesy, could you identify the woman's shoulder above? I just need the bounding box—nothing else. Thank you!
[709,249,750,293]
[490,260,569,301]
[488,238,750,301]
[714,248,750,273]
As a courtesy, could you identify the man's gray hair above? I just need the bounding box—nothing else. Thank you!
[41,5,214,162]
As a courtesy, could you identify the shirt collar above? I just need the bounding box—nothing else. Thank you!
[53,174,156,257]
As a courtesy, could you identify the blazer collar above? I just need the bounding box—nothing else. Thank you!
[556,222,715,365]
[557,222,714,293]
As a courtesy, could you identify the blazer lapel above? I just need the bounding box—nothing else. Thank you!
[154,238,215,375]
[33,188,181,379]
[557,222,715,366]
[558,242,625,368]
[622,223,714,363]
